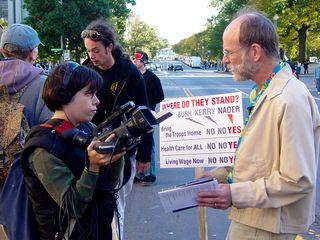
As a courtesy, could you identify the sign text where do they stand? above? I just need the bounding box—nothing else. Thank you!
[159,92,243,168]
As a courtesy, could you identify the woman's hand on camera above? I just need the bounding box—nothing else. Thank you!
[87,134,126,173]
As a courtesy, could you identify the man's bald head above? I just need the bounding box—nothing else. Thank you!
[225,12,279,61]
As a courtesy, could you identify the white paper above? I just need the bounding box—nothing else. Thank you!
[159,93,244,168]
[158,178,218,213]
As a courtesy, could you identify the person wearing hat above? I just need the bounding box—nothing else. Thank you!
[133,50,164,185]
[0,23,51,126]
[0,23,52,239]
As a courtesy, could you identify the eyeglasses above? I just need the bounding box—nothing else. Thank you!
[81,30,101,40]
[62,61,80,89]
[222,46,245,57]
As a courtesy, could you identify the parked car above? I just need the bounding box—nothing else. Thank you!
[173,64,184,71]
[146,62,157,71]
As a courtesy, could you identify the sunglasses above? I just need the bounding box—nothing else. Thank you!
[81,30,101,40]
[133,52,143,60]
[133,53,146,63]
[62,61,80,89]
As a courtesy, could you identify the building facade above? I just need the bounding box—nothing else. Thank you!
[0,0,8,20]
[0,0,28,25]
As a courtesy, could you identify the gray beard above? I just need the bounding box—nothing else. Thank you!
[231,53,261,82]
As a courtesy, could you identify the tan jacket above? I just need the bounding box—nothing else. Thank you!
[225,65,320,234]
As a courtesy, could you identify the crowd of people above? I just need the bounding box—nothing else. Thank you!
[0,8,319,240]
[0,18,165,240]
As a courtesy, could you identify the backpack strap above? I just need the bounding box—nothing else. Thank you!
[11,85,29,103]
[39,119,75,134]
[0,84,10,103]
[0,84,30,182]
[0,84,29,145]
[0,83,29,103]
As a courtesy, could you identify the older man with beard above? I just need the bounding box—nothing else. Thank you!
[196,10,320,240]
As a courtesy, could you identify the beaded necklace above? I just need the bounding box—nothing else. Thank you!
[226,62,286,183]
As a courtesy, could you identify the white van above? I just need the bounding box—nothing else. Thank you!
[309,56,318,63]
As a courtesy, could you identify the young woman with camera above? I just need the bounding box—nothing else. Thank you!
[21,61,125,240]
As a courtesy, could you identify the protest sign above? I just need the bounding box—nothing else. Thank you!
[159,92,243,168]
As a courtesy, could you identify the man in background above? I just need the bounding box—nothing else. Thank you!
[0,24,52,127]
[81,19,152,239]
[0,23,52,240]
[133,50,164,185]
[0,23,52,152]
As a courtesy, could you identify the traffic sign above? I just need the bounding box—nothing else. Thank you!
[64,50,70,61]
[51,48,61,52]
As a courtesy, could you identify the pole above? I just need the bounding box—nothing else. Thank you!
[273,14,279,30]
[195,167,208,240]
[273,14,280,59]
[58,0,64,64]
[60,35,64,64]
[202,46,204,61]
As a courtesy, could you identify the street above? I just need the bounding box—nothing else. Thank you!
[123,62,320,240]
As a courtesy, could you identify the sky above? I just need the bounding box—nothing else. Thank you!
[129,0,214,45]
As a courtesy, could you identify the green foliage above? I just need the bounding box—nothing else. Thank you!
[109,0,136,36]
[0,18,7,29]
[22,0,136,62]
[126,18,168,58]
[21,0,320,63]
[173,31,209,60]
[206,0,248,60]
[23,0,110,62]
[0,18,6,58]
[173,0,320,63]
[249,0,320,62]
[173,0,248,61]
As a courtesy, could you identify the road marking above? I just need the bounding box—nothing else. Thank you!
[183,88,193,97]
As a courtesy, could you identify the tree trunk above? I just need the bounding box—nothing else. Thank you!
[298,24,308,63]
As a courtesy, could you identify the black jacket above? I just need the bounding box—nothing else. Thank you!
[143,69,164,111]
[83,57,153,162]
[21,119,117,240]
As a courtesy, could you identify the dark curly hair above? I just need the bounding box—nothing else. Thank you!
[43,64,103,112]
[84,19,123,59]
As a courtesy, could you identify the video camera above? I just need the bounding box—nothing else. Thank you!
[91,101,172,154]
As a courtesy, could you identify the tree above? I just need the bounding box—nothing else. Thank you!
[207,0,248,59]
[173,32,207,58]
[173,0,320,63]
[23,0,110,62]
[109,0,136,36]
[126,18,168,58]
[249,0,320,62]
[0,18,7,29]
[23,0,137,62]
[173,0,247,61]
